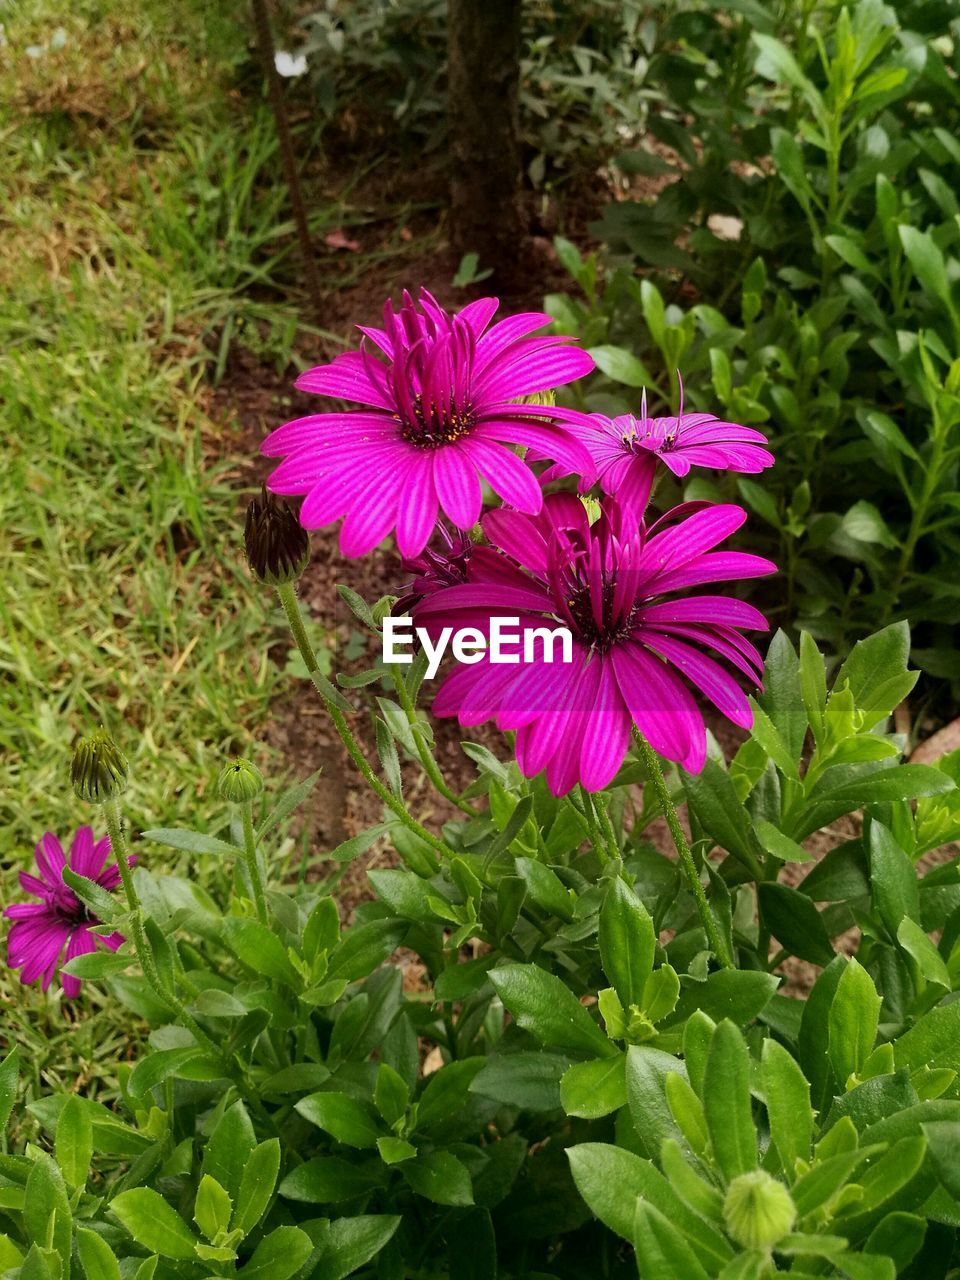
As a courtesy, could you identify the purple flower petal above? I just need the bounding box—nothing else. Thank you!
[433,448,483,529]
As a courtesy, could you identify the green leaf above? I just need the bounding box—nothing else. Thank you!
[242,1226,313,1280]
[828,959,881,1086]
[560,1054,627,1119]
[752,819,813,864]
[757,630,807,763]
[469,1052,568,1112]
[402,1151,473,1206]
[223,918,299,985]
[894,1001,960,1075]
[203,1102,257,1203]
[377,1136,416,1165]
[62,867,123,924]
[900,225,954,310]
[665,1072,709,1156]
[834,622,916,729]
[599,877,655,1008]
[295,1092,382,1149]
[753,34,821,108]
[758,882,835,966]
[761,1038,813,1174]
[23,1154,71,1265]
[514,858,574,922]
[77,1229,121,1280]
[55,1094,93,1190]
[792,1147,881,1217]
[863,1212,927,1273]
[898,917,950,989]
[682,760,754,867]
[232,1139,281,1237]
[0,1047,18,1134]
[111,1188,197,1260]
[309,1215,401,1280]
[704,1021,757,1180]
[374,1063,409,1128]
[375,718,402,797]
[793,766,954,840]
[567,1143,732,1268]
[633,1201,711,1280]
[279,1157,385,1203]
[194,1175,232,1242]
[664,970,779,1029]
[62,949,129,979]
[770,128,815,209]
[587,345,652,387]
[326,824,391,863]
[127,1047,211,1100]
[869,821,920,939]
[642,964,680,1024]
[489,965,614,1057]
[416,1058,486,1131]
[626,1046,691,1159]
[325,920,407,982]
[141,827,241,857]
[257,769,323,839]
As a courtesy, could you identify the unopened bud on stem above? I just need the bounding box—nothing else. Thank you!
[72,728,129,804]
[244,486,310,585]
[218,758,264,803]
[723,1170,796,1251]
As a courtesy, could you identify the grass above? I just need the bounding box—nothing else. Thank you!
[0,0,332,1050]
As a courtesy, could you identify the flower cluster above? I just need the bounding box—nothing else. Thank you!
[260,287,776,795]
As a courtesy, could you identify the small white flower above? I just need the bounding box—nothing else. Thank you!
[274,50,307,78]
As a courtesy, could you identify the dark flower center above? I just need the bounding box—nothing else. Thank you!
[564,580,637,654]
[398,394,476,449]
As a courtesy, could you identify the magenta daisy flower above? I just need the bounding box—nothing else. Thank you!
[393,523,475,616]
[414,496,775,794]
[4,827,129,998]
[261,289,596,558]
[564,386,774,515]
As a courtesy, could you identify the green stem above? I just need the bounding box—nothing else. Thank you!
[102,797,223,1056]
[578,787,617,864]
[632,731,734,969]
[241,802,269,925]
[393,669,477,816]
[277,583,450,862]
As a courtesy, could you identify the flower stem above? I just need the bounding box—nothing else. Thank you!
[393,668,477,816]
[578,786,617,864]
[632,731,734,969]
[276,583,450,862]
[241,802,269,925]
[101,797,224,1056]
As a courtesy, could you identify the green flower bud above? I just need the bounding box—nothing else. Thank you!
[514,390,556,408]
[723,1170,796,1251]
[244,486,310,585]
[218,758,264,803]
[72,728,129,803]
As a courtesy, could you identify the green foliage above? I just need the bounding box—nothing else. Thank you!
[547,1,960,674]
[299,0,655,184]
[3,581,960,1276]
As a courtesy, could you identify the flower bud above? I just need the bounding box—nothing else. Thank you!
[244,486,310,585]
[71,729,128,804]
[723,1170,796,1251]
[218,758,264,803]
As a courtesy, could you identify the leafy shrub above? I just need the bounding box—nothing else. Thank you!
[560,1,960,674]
[298,0,654,182]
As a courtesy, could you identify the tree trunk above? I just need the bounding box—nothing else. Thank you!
[447,0,524,284]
